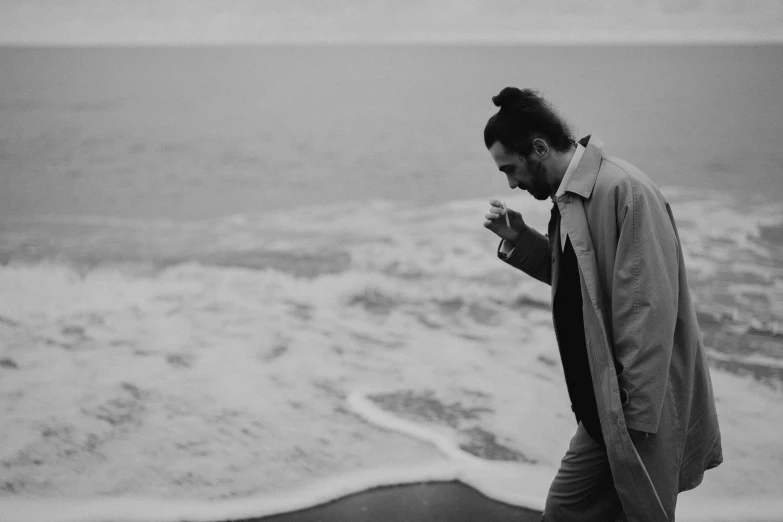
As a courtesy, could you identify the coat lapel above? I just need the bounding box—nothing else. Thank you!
[563,135,603,199]
[554,134,605,310]
[550,134,603,298]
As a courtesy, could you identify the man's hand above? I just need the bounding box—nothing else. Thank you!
[484,199,526,243]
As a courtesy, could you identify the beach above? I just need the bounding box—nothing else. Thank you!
[1,45,782,521]
[253,482,541,522]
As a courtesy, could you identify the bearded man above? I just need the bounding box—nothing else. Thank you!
[482,87,722,522]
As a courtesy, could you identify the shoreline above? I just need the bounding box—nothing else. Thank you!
[248,481,541,522]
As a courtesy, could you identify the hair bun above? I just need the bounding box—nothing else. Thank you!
[492,86,524,108]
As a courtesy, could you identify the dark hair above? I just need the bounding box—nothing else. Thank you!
[483,87,575,156]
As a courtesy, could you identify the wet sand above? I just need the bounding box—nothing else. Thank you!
[244,481,541,522]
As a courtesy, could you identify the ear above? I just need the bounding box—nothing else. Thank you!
[531,138,549,158]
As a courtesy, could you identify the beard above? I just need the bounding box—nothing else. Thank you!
[525,156,551,200]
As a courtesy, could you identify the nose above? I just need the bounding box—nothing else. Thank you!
[507,174,518,189]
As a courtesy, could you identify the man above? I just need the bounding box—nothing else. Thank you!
[482,87,722,521]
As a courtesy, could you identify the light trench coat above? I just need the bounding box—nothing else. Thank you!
[499,136,722,521]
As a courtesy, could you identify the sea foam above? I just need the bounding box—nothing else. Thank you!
[0,192,781,520]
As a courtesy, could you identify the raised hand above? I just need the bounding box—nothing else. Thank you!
[483,199,525,243]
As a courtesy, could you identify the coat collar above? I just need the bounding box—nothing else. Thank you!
[559,135,604,200]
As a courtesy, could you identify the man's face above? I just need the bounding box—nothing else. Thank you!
[489,141,550,200]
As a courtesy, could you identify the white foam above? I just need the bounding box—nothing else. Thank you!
[2,385,782,522]
[0,387,552,522]
[0,194,781,521]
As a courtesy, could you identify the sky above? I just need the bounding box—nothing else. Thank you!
[1,0,782,45]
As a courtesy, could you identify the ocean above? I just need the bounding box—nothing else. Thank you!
[0,45,782,521]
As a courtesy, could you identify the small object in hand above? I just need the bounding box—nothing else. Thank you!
[502,202,511,227]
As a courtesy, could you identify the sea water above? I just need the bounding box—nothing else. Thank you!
[0,46,782,521]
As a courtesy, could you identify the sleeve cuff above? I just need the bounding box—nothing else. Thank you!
[499,240,515,258]
[498,226,547,265]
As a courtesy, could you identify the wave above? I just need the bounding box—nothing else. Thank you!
[3,189,781,345]
[1,387,782,522]
[0,190,782,517]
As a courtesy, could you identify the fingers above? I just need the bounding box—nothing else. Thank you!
[486,200,516,233]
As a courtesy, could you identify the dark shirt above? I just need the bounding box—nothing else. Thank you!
[550,205,604,446]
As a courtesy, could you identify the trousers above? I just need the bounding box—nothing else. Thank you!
[541,422,625,521]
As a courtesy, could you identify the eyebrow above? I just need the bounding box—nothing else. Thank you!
[498,164,514,174]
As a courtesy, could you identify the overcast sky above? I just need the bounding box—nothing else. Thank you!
[1,0,782,45]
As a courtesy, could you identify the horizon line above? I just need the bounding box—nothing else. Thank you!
[2,37,783,48]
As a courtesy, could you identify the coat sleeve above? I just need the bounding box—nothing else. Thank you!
[612,181,679,433]
[497,225,552,285]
